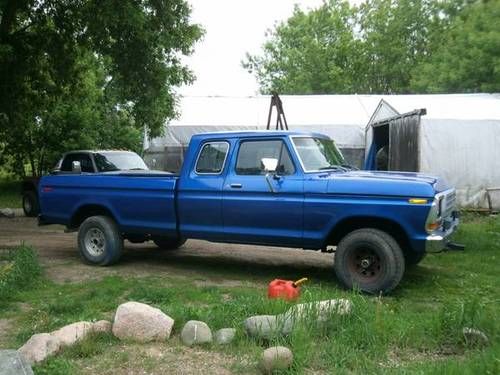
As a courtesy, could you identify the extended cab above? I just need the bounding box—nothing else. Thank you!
[38,131,460,293]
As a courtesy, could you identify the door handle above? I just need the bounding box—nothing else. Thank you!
[230,183,242,188]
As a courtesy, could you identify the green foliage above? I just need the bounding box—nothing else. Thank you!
[0,244,41,307]
[244,1,360,94]
[356,0,444,93]
[33,357,76,375]
[0,0,203,176]
[245,0,497,95]
[0,177,21,208]
[411,0,500,92]
[2,215,499,373]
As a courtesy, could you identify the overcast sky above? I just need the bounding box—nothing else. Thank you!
[179,0,329,97]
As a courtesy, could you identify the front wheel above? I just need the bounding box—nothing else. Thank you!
[153,236,186,250]
[77,216,123,266]
[333,228,405,294]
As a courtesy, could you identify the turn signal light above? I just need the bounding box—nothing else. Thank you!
[409,198,428,204]
[426,222,441,232]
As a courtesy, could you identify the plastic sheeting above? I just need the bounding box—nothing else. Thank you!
[145,94,500,208]
[420,119,500,209]
[144,95,370,150]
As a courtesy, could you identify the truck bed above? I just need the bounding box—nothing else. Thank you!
[39,172,179,236]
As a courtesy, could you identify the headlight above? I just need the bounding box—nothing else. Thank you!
[425,199,442,233]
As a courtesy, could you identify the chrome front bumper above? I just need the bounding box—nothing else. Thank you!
[425,217,460,253]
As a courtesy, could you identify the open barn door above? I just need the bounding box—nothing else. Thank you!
[364,99,426,172]
[387,110,425,171]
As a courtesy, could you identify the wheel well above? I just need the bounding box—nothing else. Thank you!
[22,181,37,193]
[328,216,410,252]
[70,205,116,229]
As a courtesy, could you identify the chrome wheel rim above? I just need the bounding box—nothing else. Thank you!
[84,227,106,257]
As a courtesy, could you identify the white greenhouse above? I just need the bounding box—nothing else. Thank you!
[144,93,500,209]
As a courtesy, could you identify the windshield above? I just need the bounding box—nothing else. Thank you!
[94,152,148,172]
[292,137,345,172]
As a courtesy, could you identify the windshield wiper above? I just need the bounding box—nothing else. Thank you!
[128,168,146,170]
[340,164,358,171]
[318,165,347,171]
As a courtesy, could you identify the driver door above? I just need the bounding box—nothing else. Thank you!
[222,138,303,247]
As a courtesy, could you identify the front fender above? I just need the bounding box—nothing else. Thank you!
[303,193,431,251]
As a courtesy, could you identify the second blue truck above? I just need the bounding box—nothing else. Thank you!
[38,131,460,293]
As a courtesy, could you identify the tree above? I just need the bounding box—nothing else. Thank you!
[244,0,475,95]
[356,0,443,93]
[0,0,202,176]
[411,0,500,92]
[243,1,359,94]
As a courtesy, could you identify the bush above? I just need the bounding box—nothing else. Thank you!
[0,244,42,306]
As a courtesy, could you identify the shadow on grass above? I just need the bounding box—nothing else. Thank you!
[119,246,336,284]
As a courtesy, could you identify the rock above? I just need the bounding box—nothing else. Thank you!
[260,346,293,373]
[244,315,292,339]
[92,320,112,334]
[463,327,489,347]
[180,320,213,346]
[51,321,93,347]
[285,299,352,323]
[0,349,34,375]
[214,328,236,345]
[0,208,14,218]
[18,333,60,365]
[112,301,174,342]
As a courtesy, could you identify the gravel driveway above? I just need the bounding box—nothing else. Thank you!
[0,216,334,285]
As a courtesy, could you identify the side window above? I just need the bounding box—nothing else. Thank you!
[60,154,78,172]
[60,154,94,173]
[80,155,94,173]
[236,140,295,175]
[195,142,229,174]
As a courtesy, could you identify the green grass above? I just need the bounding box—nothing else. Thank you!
[0,244,42,308]
[0,177,22,208]
[0,215,499,374]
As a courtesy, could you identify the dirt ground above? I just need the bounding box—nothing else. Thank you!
[0,216,334,285]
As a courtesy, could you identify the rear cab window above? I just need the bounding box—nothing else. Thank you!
[195,142,230,174]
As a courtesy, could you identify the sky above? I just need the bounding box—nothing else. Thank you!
[179,0,327,97]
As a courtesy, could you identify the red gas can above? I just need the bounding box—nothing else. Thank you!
[268,278,308,301]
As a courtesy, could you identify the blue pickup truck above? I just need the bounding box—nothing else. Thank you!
[38,131,460,293]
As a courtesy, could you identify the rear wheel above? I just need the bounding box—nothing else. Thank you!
[22,191,39,217]
[333,228,405,294]
[153,236,186,250]
[77,216,123,265]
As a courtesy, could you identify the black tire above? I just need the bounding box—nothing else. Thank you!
[153,236,186,250]
[22,191,39,217]
[333,228,405,294]
[405,251,426,268]
[77,215,123,266]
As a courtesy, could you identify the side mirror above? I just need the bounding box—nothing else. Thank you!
[261,158,278,173]
[72,161,82,173]
[261,158,278,193]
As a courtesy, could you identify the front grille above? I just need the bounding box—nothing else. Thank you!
[440,189,456,219]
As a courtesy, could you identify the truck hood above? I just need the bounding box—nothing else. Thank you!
[324,170,450,198]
